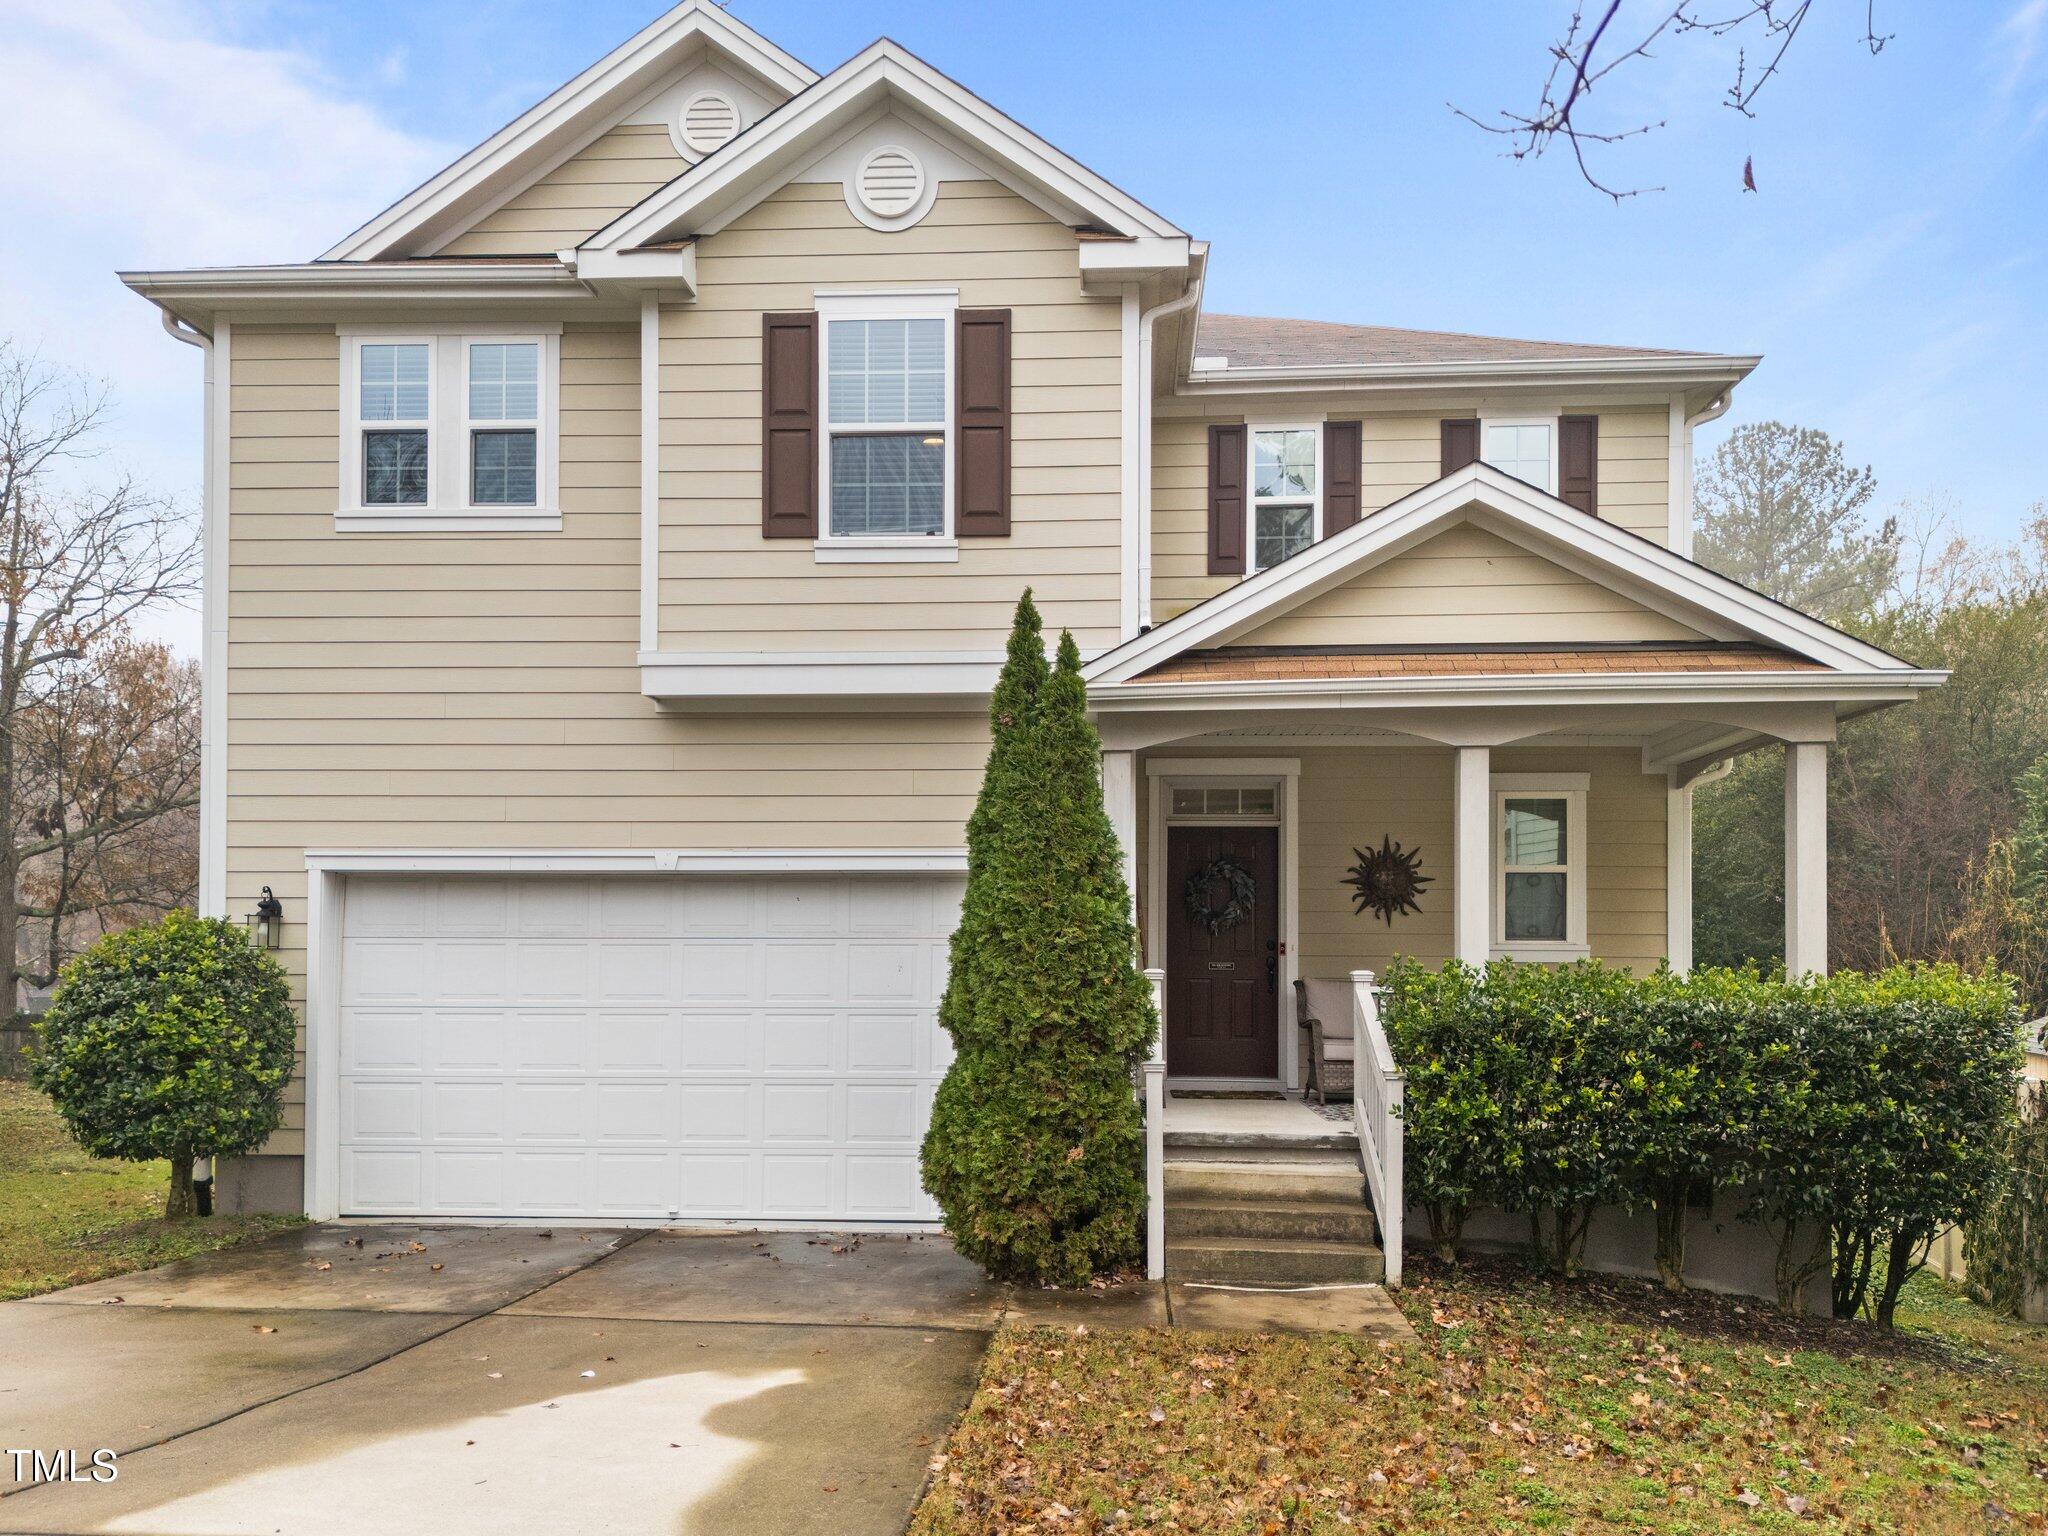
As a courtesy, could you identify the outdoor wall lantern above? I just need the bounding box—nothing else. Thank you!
[246,887,284,950]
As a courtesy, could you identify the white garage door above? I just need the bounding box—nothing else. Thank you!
[336,873,963,1222]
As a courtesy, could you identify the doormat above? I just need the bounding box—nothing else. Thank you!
[1169,1090,1286,1101]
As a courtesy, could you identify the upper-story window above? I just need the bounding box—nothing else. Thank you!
[1481,417,1557,495]
[466,343,540,506]
[1250,426,1319,571]
[823,305,951,541]
[340,329,559,532]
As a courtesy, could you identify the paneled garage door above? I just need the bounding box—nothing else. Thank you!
[336,873,963,1222]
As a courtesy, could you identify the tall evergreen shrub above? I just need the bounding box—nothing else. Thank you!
[920,598,1157,1284]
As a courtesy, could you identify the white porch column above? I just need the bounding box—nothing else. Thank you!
[1452,745,1492,967]
[1101,749,1139,926]
[1784,741,1829,977]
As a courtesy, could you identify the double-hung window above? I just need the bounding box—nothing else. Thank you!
[359,343,431,507]
[1480,418,1557,494]
[1492,772,1589,958]
[341,329,559,531]
[1250,426,1319,571]
[823,303,951,544]
[466,342,540,506]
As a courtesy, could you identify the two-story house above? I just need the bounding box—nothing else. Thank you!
[122,1,1938,1273]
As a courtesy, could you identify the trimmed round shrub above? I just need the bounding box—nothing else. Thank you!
[31,910,296,1218]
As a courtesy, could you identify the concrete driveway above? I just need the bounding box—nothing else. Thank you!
[0,1224,1156,1536]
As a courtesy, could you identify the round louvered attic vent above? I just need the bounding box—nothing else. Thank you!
[855,146,926,219]
[677,90,741,155]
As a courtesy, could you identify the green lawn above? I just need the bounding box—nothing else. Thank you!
[0,1079,302,1300]
[911,1257,2048,1535]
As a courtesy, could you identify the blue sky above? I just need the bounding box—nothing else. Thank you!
[2,0,2043,651]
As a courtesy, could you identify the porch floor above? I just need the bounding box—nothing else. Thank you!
[1162,1092,1345,1141]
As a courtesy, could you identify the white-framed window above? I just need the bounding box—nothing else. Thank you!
[338,327,560,532]
[1167,784,1279,820]
[1248,425,1319,572]
[1481,416,1558,495]
[465,341,541,507]
[1492,771,1589,958]
[817,289,956,559]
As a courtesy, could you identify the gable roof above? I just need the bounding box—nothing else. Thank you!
[1086,462,1929,686]
[322,0,816,263]
[1195,314,1711,369]
[581,37,1187,253]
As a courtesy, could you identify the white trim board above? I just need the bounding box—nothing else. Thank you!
[1083,462,1926,685]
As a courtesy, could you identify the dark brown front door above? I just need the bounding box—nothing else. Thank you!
[1166,824,1280,1079]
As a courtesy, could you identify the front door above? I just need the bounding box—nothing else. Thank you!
[1166,824,1281,1079]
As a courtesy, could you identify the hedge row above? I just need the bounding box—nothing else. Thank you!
[1379,959,2023,1325]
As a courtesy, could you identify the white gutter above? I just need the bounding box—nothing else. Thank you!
[1180,354,1761,389]
[1136,270,1205,631]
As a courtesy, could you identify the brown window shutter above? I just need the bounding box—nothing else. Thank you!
[1207,423,1247,575]
[1324,420,1363,535]
[761,312,818,538]
[1440,418,1480,476]
[955,308,1011,537]
[1559,414,1598,515]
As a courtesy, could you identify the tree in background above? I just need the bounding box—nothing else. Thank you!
[921,595,1157,1285]
[0,341,200,1007]
[1694,423,1896,623]
[1690,415,2048,979]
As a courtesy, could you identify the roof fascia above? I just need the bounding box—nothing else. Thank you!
[119,262,608,331]
[322,0,817,263]
[1176,355,1761,396]
[1082,463,1917,684]
[584,39,1186,253]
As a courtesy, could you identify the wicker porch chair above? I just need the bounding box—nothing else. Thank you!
[1294,976,1357,1105]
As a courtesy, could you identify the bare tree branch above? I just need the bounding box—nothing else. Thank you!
[1460,2,1892,199]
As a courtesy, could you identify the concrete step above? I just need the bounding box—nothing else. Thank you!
[1167,1198,1379,1245]
[1164,1130,1360,1165]
[1164,1160,1368,1204]
[1167,1235,1386,1287]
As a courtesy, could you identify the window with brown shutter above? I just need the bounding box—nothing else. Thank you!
[1207,422,1247,575]
[761,312,818,538]
[1559,414,1598,515]
[1324,420,1363,534]
[955,308,1011,537]
[1440,418,1479,477]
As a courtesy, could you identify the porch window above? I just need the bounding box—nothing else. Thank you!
[1169,785,1277,818]
[1492,773,1589,957]
[1481,418,1557,495]
[1250,427,1318,571]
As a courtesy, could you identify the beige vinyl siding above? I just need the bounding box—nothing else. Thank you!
[656,180,1124,653]
[1134,744,1667,981]
[224,320,992,1157]
[438,124,688,257]
[1149,408,1673,624]
[1592,406,1670,542]
[1236,523,1705,647]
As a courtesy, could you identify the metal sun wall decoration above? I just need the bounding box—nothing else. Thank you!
[1342,835,1433,926]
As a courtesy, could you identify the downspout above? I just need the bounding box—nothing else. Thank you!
[159,305,216,1215]
[1136,280,1203,633]
[1677,391,1732,558]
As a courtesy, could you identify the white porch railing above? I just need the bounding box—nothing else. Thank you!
[1142,967,1167,1281]
[1349,969,1406,1287]
[1138,974,1171,1286]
